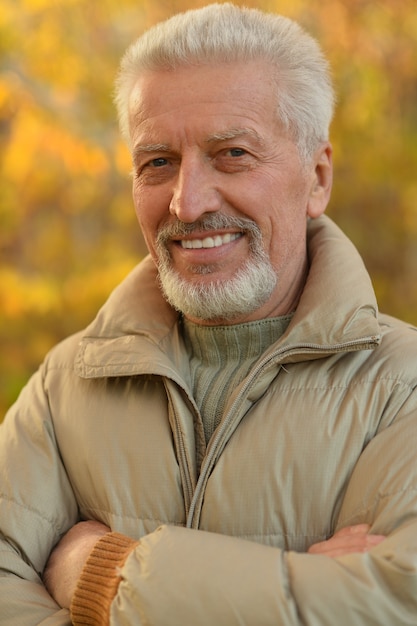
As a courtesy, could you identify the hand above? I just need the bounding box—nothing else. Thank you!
[307,523,386,558]
[43,520,110,609]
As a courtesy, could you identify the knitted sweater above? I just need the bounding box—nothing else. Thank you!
[182,316,293,443]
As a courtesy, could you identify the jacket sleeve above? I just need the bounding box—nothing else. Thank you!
[0,365,78,626]
[71,390,417,626]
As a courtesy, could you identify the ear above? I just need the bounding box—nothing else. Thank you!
[306,142,333,219]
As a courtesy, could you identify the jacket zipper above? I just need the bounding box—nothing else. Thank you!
[164,382,196,516]
[174,408,195,515]
[185,335,380,529]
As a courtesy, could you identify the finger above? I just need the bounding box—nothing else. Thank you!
[308,530,386,557]
[308,525,371,554]
[333,524,371,537]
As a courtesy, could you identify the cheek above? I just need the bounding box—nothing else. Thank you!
[265,200,309,263]
[136,212,158,254]
[132,186,170,258]
[133,181,154,224]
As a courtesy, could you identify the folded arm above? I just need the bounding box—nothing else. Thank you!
[43,521,386,623]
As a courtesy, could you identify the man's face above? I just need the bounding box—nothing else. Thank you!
[129,60,331,324]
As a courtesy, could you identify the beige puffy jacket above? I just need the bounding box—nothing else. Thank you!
[1,216,417,625]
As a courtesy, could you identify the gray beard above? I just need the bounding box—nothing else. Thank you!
[155,214,277,322]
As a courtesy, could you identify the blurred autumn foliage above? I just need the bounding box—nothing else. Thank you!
[1,0,416,417]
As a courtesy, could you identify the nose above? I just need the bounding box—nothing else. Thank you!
[169,157,221,222]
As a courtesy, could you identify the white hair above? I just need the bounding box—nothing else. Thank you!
[114,3,335,162]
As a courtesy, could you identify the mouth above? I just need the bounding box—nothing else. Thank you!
[179,232,242,249]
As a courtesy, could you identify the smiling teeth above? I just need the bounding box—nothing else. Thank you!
[180,232,241,249]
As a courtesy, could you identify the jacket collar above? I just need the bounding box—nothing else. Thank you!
[75,216,381,379]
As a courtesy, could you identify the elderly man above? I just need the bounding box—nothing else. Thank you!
[1,4,416,625]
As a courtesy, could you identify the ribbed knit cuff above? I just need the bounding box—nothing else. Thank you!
[70,532,139,626]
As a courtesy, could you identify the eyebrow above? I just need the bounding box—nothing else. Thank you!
[133,143,171,162]
[206,127,263,144]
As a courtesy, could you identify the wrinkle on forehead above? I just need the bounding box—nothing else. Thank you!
[127,60,278,143]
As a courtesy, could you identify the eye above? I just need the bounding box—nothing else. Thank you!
[228,148,246,157]
[213,146,254,173]
[148,157,168,168]
[134,155,177,185]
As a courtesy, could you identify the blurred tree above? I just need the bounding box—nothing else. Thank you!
[1,0,416,417]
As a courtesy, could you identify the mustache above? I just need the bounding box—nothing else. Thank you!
[156,214,261,247]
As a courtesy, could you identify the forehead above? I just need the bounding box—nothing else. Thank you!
[128,61,281,144]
